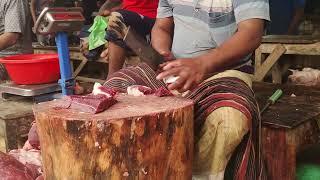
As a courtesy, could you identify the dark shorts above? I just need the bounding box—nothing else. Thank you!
[106,9,156,49]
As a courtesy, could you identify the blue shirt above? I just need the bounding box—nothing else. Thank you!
[267,0,306,35]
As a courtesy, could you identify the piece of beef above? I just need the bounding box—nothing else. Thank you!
[154,87,173,97]
[0,151,35,180]
[289,68,320,86]
[9,149,42,178]
[92,82,117,97]
[27,124,40,150]
[56,94,117,114]
[127,85,155,96]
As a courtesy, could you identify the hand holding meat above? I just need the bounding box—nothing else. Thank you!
[156,58,207,92]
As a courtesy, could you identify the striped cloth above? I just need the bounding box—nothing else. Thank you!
[104,63,265,180]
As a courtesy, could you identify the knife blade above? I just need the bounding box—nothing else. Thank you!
[123,26,164,70]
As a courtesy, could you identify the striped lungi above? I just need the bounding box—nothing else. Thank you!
[104,63,264,180]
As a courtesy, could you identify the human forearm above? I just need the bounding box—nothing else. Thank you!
[198,19,264,74]
[0,32,19,50]
[151,17,174,54]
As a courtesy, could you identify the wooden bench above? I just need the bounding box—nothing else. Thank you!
[254,35,320,83]
[254,82,320,180]
[0,99,34,152]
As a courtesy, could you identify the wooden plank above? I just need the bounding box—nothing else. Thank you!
[0,120,7,152]
[76,76,106,84]
[287,120,320,153]
[255,46,262,70]
[260,42,320,55]
[262,35,320,44]
[254,44,286,81]
[73,58,88,77]
[271,62,282,84]
[263,128,296,180]
[253,82,320,97]
[33,44,80,51]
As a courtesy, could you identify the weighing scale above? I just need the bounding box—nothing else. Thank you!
[0,7,85,101]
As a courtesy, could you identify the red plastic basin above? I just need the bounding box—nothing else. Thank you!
[0,54,60,85]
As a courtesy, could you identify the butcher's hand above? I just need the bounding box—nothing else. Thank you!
[156,58,207,92]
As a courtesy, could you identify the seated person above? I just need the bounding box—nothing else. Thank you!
[0,0,32,81]
[99,0,159,77]
[267,0,306,35]
[104,0,269,179]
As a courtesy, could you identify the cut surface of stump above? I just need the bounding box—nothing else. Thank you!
[33,94,194,180]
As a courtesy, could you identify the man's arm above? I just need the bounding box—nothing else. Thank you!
[30,0,37,25]
[0,33,20,50]
[151,17,174,56]
[199,19,264,74]
[156,19,265,92]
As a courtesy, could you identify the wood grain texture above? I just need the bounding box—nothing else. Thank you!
[0,99,34,152]
[34,95,194,180]
[262,120,320,180]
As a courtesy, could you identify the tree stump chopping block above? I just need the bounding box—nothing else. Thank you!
[33,94,194,180]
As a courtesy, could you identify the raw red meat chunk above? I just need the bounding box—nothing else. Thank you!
[56,94,118,114]
[0,151,36,180]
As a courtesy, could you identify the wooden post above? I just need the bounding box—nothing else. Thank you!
[33,95,194,180]
[254,44,286,82]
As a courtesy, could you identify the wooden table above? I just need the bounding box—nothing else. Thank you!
[254,35,320,83]
[254,82,320,180]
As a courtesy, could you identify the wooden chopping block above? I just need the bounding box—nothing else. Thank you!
[33,94,194,180]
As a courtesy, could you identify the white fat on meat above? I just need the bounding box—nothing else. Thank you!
[127,85,153,96]
[92,82,112,97]
[9,149,42,167]
[289,68,320,86]
[163,76,179,84]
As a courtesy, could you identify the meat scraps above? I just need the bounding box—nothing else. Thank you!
[9,149,42,178]
[127,85,173,97]
[289,68,320,86]
[56,94,118,114]
[0,151,36,180]
[27,123,40,150]
[127,85,155,96]
[92,82,117,97]
[154,87,173,97]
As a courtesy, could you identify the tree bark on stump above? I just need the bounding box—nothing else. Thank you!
[33,95,194,180]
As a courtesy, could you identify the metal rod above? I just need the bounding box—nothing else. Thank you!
[55,32,74,95]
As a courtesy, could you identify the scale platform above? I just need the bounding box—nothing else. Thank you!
[0,82,61,97]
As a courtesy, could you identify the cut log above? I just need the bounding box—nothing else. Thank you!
[33,94,194,180]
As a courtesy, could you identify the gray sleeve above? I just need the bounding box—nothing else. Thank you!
[233,0,270,24]
[157,0,173,18]
[4,0,26,33]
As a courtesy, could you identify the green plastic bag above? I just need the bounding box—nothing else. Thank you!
[88,16,109,50]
